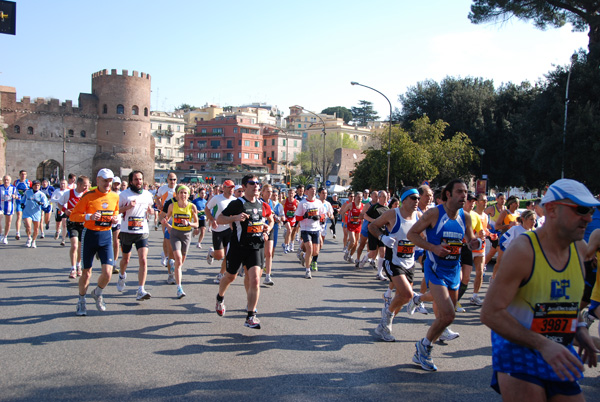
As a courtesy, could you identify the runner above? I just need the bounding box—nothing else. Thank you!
[416,185,434,314]
[116,170,155,301]
[110,177,123,272]
[13,170,31,241]
[39,178,55,239]
[161,185,199,298]
[355,190,378,266]
[58,176,90,278]
[361,191,389,280]
[491,195,521,280]
[466,193,492,307]
[369,187,421,342]
[329,193,342,239]
[192,187,207,249]
[282,188,299,253]
[49,179,68,244]
[340,191,363,264]
[295,184,326,279]
[260,184,276,285]
[21,180,49,248]
[0,175,17,244]
[481,178,598,400]
[317,187,333,246]
[215,174,274,329]
[156,173,178,281]
[205,180,236,284]
[341,193,354,252]
[66,173,76,189]
[71,169,120,316]
[407,179,479,371]
[484,192,506,266]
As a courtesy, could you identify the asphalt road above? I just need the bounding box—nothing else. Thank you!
[0,223,598,401]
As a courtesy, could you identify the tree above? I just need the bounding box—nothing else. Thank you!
[321,106,353,124]
[469,1,600,67]
[297,133,360,179]
[176,103,195,112]
[351,100,379,126]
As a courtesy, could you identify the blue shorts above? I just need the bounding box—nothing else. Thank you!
[415,249,424,261]
[81,228,114,269]
[589,300,600,319]
[491,371,581,398]
[301,230,320,244]
[2,201,15,215]
[424,257,460,291]
[16,202,24,213]
[164,226,170,240]
[360,220,369,237]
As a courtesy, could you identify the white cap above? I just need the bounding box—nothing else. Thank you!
[113,176,121,184]
[234,185,243,191]
[97,168,114,180]
[541,179,600,207]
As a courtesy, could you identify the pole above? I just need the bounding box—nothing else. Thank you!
[562,54,577,179]
[350,82,392,192]
[299,107,327,187]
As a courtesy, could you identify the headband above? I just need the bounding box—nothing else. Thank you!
[401,188,419,202]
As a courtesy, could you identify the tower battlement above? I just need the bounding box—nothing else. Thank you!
[92,69,150,80]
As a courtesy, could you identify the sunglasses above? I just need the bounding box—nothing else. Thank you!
[246,180,260,185]
[553,202,596,216]
[409,196,420,201]
[168,178,177,181]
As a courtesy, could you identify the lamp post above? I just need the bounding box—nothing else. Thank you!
[562,53,578,179]
[350,81,393,193]
[479,148,485,178]
[297,106,327,187]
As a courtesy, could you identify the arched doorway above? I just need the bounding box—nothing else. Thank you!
[37,159,62,185]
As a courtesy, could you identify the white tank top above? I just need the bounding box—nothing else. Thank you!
[388,208,417,269]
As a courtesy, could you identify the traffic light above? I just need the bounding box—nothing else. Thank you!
[267,157,273,165]
[349,170,354,177]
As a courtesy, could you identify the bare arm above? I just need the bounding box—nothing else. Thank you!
[368,209,396,238]
[406,207,451,258]
[584,229,600,261]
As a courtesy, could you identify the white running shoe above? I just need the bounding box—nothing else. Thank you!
[439,327,460,341]
[214,273,223,284]
[196,242,202,249]
[470,295,484,306]
[375,323,395,342]
[207,247,215,265]
[25,237,32,248]
[31,241,37,248]
[416,303,429,315]
[136,289,151,301]
[116,274,126,292]
[1,236,7,245]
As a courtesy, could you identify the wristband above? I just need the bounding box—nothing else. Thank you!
[577,322,589,328]
[85,214,92,221]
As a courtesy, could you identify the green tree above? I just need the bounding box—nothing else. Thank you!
[351,100,379,126]
[176,103,195,112]
[297,133,359,178]
[469,1,600,67]
[321,106,353,124]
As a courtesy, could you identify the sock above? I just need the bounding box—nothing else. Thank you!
[413,293,421,304]
[377,258,384,275]
[458,282,468,301]
[120,272,127,279]
[138,286,144,292]
[473,293,479,299]
[384,288,393,298]
[71,265,76,270]
[94,286,103,296]
[79,294,85,300]
[421,337,431,347]
[216,294,224,302]
[313,255,319,262]
[247,311,256,319]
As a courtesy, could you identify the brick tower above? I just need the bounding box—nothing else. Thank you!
[91,69,154,182]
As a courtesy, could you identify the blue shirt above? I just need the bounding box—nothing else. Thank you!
[425,204,466,271]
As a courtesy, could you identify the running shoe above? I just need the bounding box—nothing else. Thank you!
[416,303,429,315]
[413,340,437,371]
[60,239,65,246]
[76,299,87,316]
[354,260,361,270]
[310,261,318,271]
[343,249,350,261]
[1,236,7,245]
[375,323,395,342]
[77,268,82,277]
[383,293,393,310]
[244,315,261,329]
[40,232,45,239]
[31,241,37,248]
[54,231,59,240]
[216,300,226,316]
[116,275,126,292]
[206,247,214,265]
[45,223,49,230]
[369,259,377,271]
[69,269,76,279]
[176,286,186,299]
[332,234,336,239]
[581,308,596,329]
[305,270,312,279]
[167,274,175,285]
[375,274,387,281]
[161,253,168,267]
[381,306,394,331]
[25,237,32,247]
[299,252,305,267]
[90,289,106,312]
[282,243,287,254]
[406,293,419,315]
[470,295,483,306]
[214,273,223,284]
[136,289,151,301]
[196,242,202,249]
[455,302,466,313]
[15,232,20,240]
[439,327,460,341]
[238,267,245,277]
[263,275,274,286]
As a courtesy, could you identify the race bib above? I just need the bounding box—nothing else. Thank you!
[307,208,319,218]
[95,210,114,227]
[128,216,144,231]
[531,302,578,346]
[247,221,264,234]
[173,213,190,228]
[441,238,462,261]
[396,240,415,259]
[286,210,295,218]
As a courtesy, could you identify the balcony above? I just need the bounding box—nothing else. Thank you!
[155,129,174,137]
[155,154,174,162]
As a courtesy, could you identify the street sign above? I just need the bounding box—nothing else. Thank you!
[326,180,331,186]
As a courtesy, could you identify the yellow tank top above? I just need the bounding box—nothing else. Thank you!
[172,201,193,232]
[489,204,502,227]
[507,231,584,346]
[591,250,600,303]
[503,210,519,226]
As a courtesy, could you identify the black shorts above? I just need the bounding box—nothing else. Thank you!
[367,233,384,251]
[66,220,84,241]
[301,230,320,244]
[198,219,206,228]
[212,228,232,251]
[226,246,264,275]
[583,259,597,303]
[111,224,121,232]
[461,244,473,266]
[55,209,65,222]
[267,229,274,241]
[487,235,499,249]
[383,259,414,283]
[120,232,149,254]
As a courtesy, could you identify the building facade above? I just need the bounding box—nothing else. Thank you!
[150,111,185,172]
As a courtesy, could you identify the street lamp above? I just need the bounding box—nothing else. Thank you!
[350,81,393,193]
[479,148,485,178]
[297,106,327,187]
[562,53,578,179]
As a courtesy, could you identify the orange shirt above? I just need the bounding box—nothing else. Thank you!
[70,188,120,231]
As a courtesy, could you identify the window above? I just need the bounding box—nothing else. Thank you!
[201,128,207,134]
[243,153,249,159]
[210,140,221,148]
[282,151,286,159]
[263,151,267,158]
[158,124,162,131]
[263,139,267,146]
[212,128,223,133]
[103,104,107,114]
[80,130,86,138]
[226,153,233,161]
[188,140,192,148]
[68,129,74,137]
[253,154,259,160]
[116,104,124,114]
[233,127,238,133]
[294,140,298,147]
[272,139,275,146]
[238,153,242,159]
[282,139,286,146]
[226,140,233,148]
[251,129,258,134]
[198,141,206,148]
[27,126,34,135]
[167,125,171,131]
[241,128,249,134]
[244,140,250,146]
[144,107,148,116]
[157,149,162,156]
[210,152,221,159]
[238,140,242,146]
[303,132,307,138]
[167,137,171,144]
[157,137,162,144]
[255,141,259,148]
[14,125,20,134]
[132,105,139,115]
[298,124,301,128]
[271,151,274,158]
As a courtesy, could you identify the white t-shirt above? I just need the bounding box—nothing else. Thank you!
[295,198,325,232]
[156,184,176,208]
[206,193,237,232]
[119,188,154,234]
[50,188,68,207]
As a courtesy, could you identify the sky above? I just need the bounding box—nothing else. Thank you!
[0,0,590,119]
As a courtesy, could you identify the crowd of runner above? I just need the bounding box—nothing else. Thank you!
[1,169,599,401]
